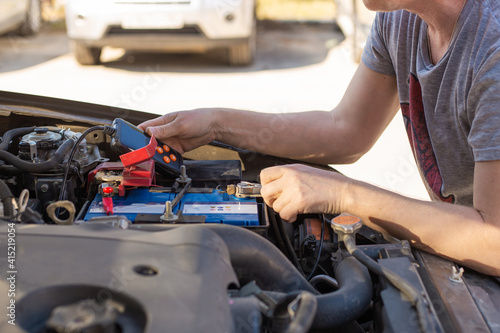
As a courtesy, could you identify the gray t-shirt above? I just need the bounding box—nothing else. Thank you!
[362,0,500,206]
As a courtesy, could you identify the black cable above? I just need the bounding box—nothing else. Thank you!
[306,215,325,281]
[58,125,115,202]
[0,127,37,151]
[276,213,305,275]
[0,139,74,173]
[0,178,14,217]
[267,205,288,255]
[316,263,329,276]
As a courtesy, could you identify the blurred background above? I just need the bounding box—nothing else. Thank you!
[0,0,429,200]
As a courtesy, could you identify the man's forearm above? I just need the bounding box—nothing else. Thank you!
[210,65,400,164]
[212,108,367,164]
[343,179,500,276]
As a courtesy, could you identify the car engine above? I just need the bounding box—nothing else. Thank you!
[0,105,498,333]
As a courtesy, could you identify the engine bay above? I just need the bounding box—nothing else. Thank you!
[0,94,499,333]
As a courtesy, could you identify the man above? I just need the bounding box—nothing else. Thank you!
[139,0,500,276]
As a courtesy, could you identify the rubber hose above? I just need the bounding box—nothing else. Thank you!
[312,256,372,330]
[186,224,372,329]
[0,139,74,173]
[128,224,373,329]
[187,224,372,329]
[0,178,14,217]
[0,165,21,174]
[188,224,319,294]
[309,274,339,289]
[265,256,372,330]
[0,127,35,151]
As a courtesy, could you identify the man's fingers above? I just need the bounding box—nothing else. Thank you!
[138,118,163,131]
[138,113,178,131]
[146,122,182,141]
[271,194,291,215]
[269,188,297,222]
[140,113,182,140]
[278,205,298,223]
[260,177,284,207]
[260,166,287,185]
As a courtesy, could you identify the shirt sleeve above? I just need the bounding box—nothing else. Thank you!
[361,12,396,76]
[468,48,500,162]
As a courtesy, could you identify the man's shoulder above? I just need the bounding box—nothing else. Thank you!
[480,0,499,14]
[467,0,500,61]
[473,0,499,25]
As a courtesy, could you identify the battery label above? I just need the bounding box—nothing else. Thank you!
[88,201,166,214]
[182,202,257,215]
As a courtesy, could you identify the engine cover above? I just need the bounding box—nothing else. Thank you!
[0,224,239,333]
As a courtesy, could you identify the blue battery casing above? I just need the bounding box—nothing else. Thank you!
[84,188,260,226]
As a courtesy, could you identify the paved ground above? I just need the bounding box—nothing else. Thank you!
[0,22,429,200]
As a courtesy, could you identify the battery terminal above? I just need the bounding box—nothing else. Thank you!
[235,182,262,198]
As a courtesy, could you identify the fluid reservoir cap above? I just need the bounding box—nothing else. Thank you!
[21,129,62,143]
[34,127,49,134]
[330,214,362,235]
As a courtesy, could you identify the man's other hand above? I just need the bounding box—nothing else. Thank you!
[260,164,350,222]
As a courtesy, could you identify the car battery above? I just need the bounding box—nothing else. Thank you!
[83,188,261,226]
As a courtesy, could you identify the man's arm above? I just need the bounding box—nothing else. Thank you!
[139,63,400,164]
[347,159,500,276]
[260,161,500,276]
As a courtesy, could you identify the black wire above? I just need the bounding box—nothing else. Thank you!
[306,215,325,281]
[316,263,329,276]
[267,205,288,255]
[57,125,115,202]
[276,213,305,275]
[0,178,14,217]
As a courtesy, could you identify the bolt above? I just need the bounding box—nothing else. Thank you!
[165,201,172,216]
[180,165,187,178]
[40,184,49,193]
[176,164,191,184]
[159,200,178,223]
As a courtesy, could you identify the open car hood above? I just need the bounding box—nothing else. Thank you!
[0,90,499,333]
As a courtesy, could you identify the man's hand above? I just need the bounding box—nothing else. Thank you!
[260,164,350,222]
[138,109,220,154]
